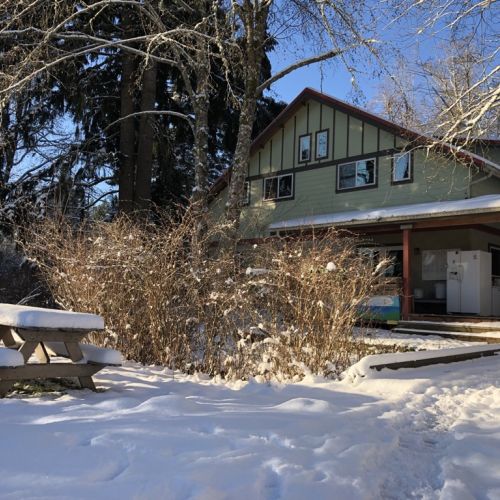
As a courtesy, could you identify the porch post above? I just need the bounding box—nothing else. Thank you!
[401,225,412,320]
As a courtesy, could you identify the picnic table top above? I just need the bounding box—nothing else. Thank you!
[0,304,104,330]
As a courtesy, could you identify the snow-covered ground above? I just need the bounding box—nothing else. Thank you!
[360,327,487,351]
[0,337,499,499]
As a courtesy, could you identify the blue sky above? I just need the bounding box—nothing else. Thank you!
[264,1,500,109]
[265,57,359,103]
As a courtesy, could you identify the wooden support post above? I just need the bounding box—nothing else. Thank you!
[402,226,412,320]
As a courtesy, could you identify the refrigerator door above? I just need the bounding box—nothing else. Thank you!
[460,251,480,314]
[447,250,461,313]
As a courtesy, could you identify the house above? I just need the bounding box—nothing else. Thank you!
[210,88,500,321]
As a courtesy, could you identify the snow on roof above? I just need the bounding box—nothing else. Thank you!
[269,194,500,231]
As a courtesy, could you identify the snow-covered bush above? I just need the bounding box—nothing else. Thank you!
[20,215,389,380]
[224,233,390,379]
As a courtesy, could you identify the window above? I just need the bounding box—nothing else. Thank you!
[358,246,403,277]
[298,134,311,163]
[263,174,293,201]
[315,130,329,159]
[241,181,250,206]
[490,245,500,276]
[392,152,412,183]
[337,158,376,191]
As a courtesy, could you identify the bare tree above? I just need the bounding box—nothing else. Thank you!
[389,0,499,146]
[219,0,378,247]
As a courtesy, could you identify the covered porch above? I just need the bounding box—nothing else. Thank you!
[269,195,500,321]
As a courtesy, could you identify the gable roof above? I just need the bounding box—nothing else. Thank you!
[210,87,500,197]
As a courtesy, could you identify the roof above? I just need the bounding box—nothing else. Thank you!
[269,194,500,231]
[210,88,500,197]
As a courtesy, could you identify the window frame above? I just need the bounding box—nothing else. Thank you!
[263,173,294,202]
[241,181,250,206]
[489,244,500,277]
[315,129,329,160]
[336,157,377,192]
[391,151,413,185]
[298,133,312,164]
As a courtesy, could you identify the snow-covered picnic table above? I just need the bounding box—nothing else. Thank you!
[0,304,121,397]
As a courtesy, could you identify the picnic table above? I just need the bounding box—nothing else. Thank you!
[0,304,121,397]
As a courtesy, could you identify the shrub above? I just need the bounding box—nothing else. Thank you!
[20,214,389,380]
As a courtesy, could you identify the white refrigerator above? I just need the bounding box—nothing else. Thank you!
[447,250,492,316]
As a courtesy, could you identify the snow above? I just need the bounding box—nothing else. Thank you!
[326,261,336,271]
[269,194,500,230]
[408,320,500,331]
[245,267,270,276]
[0,347,24,367]
[1,343,500,498]
[361,328,487,350]
[45,342,122,365]
[0,304,104,330]
[344,344,500,381]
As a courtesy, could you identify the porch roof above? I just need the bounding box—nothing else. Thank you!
[269,195,500,231]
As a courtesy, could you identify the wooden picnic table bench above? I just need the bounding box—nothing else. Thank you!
[0,304,121,397]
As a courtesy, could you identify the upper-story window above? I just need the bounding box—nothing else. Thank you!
[392,152,412,184]
[263,173,293,201]
[298,134,311,163]
[337,158,376,191]
[315,130,329,159]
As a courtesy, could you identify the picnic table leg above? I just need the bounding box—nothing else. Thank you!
[0,381,13,398]
[0,326,16,348]
[64,342,97,391]
[0,340,39,396]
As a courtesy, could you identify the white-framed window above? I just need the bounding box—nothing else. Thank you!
[315,129,329,159]
[392,152,412,183]
[337,158,376,191]
[241,181,250,206]
[298,134,311,163]
[263,173,294,201]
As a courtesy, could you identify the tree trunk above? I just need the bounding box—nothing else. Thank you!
[224,3,268,250]
[118,50,136,214]
[134,59,157,212]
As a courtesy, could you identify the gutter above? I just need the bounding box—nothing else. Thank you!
[269,205,500,231]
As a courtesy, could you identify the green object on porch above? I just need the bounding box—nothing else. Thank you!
[359,295,401,322]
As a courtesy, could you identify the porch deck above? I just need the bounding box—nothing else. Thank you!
[394,317,500,343]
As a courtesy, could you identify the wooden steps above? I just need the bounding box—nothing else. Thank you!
[369,344,500,371]
[393,320,500,343]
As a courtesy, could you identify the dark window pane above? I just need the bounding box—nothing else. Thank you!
[278,175,292,198]
[339,163,356,189]
[385,250,403,277]
[492,248,500,276]
[264,177,278,199]
[242,182,250,205]
[357,159,375,186]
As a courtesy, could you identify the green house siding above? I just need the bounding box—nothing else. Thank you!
[470,173,500,197]
[211,96,498,239]
[334,111,347,160]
